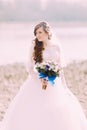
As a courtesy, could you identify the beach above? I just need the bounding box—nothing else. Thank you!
[0,60,87,121]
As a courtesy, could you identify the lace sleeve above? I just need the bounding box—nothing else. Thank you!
[55,44,66,68]
[56,45,68,89]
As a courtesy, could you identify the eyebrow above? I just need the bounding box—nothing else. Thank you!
[36,30,42,33]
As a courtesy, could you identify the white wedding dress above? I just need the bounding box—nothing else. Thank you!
[0,44,87,130]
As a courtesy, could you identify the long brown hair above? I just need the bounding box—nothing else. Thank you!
[33,38,44,64]
[33,22,52,64]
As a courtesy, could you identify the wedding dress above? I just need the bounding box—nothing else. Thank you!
[0,44,87,130]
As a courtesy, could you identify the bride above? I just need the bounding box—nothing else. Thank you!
[0,21,87,130]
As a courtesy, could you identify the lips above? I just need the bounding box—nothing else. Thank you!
[37,37,42,41]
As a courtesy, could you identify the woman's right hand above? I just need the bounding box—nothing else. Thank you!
[40,78,48,89]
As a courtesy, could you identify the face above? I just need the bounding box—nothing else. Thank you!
[35,27,48,42]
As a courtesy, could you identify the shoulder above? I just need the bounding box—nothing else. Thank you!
[51,44,61,53]
[32,40,35,47]
[32,39,35,45]
[29,40,35,50]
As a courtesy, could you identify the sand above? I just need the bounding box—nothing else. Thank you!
[0,60,87,121]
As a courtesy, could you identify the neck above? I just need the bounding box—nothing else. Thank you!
[43,39,49,48]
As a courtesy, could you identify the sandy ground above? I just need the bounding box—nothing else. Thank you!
[0,60,87,121]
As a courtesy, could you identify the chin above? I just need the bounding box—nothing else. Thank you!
[38,39,43,42]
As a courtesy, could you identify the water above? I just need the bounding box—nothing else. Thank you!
[0,22,87,66]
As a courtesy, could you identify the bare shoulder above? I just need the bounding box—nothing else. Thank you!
[29,40,35,50]
[32,40,35,47]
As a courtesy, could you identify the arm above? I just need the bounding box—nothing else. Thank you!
[55,45,68,89]
[60,69,68,89]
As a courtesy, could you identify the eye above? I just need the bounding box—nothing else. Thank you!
[39,31,42,34]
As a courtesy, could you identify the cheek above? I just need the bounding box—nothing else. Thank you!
[44,34,48,39]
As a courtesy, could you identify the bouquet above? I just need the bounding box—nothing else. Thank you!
[34,61,62,90]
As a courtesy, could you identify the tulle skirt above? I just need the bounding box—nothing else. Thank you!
[0,73,87,130]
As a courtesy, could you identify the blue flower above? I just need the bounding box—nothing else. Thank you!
[45,65,50,71]
[38,72,57,86]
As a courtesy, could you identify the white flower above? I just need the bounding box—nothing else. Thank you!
[33,66,38,73]
[34,60,61,75]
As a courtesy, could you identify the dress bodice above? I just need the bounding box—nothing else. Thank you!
[43,45,60,63]
[28,44,62,75]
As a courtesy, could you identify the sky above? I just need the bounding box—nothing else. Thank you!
[1,0,87,9]
[41,0,87,10]
[1,0,87,3]
[1,0,87,6]
[2,0,14,2]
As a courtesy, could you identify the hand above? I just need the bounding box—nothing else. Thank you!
[41,79,48,89]
[41,78,48,85]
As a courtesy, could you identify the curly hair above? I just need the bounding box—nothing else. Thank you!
[33,22,52,64]
[33,38,44,64]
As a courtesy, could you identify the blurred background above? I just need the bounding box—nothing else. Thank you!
[0,0,87,65]
[0,0,87,121]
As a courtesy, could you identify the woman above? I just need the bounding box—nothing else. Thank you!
[0,21,87,130]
